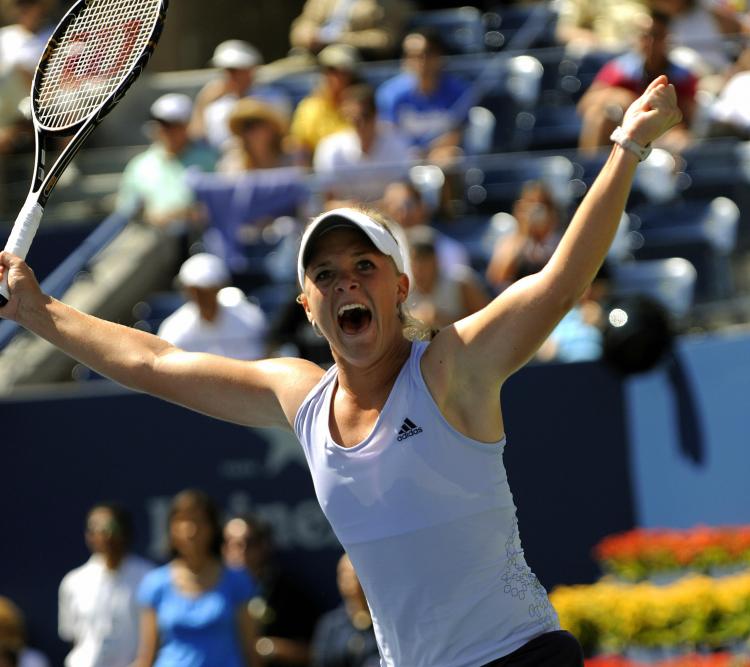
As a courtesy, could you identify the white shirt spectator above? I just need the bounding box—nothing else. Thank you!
[314,122,413,201]
[58,554,153,667]
[0,25,50,75]
[158,287,269,360]
[710,70,750,130]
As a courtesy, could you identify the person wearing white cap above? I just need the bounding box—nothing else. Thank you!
[156,253,269,361]
[116,93,218,227]
[0,76,683,667]
[190,39,290,152]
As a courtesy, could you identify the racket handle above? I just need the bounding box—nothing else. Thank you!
[0,197,44,306]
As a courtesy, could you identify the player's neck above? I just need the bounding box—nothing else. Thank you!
[334,337,411,406]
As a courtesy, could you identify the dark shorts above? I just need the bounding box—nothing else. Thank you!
[482,630,584,667]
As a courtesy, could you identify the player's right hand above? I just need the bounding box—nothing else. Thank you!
[620,75,683,149]
[0,252,42,321]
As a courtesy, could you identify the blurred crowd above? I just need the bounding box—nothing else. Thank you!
[1,493,378,667]
[2,0,750,369]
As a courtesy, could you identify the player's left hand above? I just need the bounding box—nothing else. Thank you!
[620,75,683,148]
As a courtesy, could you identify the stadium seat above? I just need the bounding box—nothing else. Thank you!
[526,103,582,151]
[409,7,485,54]
[611,257,697,319]
[627,197,739,301]
[482,4,559,51]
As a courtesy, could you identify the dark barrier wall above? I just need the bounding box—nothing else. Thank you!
[1,361,635,664]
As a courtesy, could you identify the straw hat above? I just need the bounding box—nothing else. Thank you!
[227,98,288,137]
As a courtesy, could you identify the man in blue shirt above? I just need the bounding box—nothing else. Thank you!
[376,30,470,161]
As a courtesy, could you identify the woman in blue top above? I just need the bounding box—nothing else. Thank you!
[1,77,681,666]
[134,489,256,667]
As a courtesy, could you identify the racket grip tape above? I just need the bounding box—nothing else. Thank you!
[0,198,44,306]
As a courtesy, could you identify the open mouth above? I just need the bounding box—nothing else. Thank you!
[337,303,372,335]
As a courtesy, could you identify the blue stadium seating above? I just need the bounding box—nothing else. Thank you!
[408,7,486,54]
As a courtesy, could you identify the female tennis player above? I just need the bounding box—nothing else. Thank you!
[0,76,680,667]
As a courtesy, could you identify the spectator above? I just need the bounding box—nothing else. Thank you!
[707,46,750,138]
[289,43,360,164]
[190,39,290,151]
[135,489,256,667]
[0,39,41,155]
[218,98,291,174]
[577,11,697,155]
[485,180,561,293]
[380,180,469,272]
[314,84,413,204]
[310,554,379,667]
[186,166,309,274]
[289,0,412,60]
[536,266,610,363]
[406,225,489,329]
[224,514,320,667]
[651,0,740,80]
[554,0,650,56]
[0,598,49,667]
[0,0,54,76]
[376,30,470,161]
[157,253,269,360]
[116,93,218,228]
[58,503,153,667]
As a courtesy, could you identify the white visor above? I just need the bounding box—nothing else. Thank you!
[297,208,407,287]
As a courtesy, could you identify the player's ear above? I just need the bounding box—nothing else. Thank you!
[296,292,313,323]
[396,272,409,304]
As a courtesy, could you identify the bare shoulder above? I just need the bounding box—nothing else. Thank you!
[255,356,326,425]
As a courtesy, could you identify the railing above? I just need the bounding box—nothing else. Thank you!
[0,210,132,351]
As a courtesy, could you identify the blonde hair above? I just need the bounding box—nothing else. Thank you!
[299,205,436,342]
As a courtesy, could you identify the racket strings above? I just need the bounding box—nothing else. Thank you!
[36,0,161,130]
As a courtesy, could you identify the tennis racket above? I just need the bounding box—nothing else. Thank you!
[0,0,169,306]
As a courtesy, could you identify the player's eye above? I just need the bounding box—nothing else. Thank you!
[314,269,333,283]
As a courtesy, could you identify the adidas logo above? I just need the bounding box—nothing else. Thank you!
[397,417,423,442]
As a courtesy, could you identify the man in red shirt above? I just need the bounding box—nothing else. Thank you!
[577,10,697,155]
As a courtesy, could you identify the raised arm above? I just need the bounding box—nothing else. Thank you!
[425,77,681,398]
[0,254,323,429]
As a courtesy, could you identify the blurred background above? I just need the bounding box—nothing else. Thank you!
[1,0,750,665]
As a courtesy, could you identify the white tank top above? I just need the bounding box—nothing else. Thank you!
[294,342,559,667]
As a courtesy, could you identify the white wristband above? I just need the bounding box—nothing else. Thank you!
[610,126,652,162]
